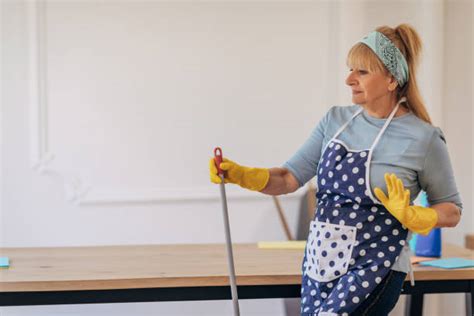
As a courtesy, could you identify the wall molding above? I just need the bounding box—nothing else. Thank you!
[27,1,306,206]
[28,1,91,204]
[80,185,305,206]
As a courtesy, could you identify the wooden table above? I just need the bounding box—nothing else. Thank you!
[1,243,473,315]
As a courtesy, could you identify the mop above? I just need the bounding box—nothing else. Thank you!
[214,147,240,316]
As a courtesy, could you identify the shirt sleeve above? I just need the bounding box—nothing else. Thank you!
[418,127,463,214]
[282,107,332,187]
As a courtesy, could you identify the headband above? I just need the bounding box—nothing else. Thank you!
[359,31,409,87]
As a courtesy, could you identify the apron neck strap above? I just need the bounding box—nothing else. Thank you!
[331,107,365,140]
[369,97,406,151]
[330,97,407,149]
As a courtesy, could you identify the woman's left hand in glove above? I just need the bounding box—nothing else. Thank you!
[374,173,438,236]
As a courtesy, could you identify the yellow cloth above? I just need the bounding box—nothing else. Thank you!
[209,157,270,192]
[374,173,438,236]
[257,241,306,249]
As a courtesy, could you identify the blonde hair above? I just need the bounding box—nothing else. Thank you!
[346,24,432,125]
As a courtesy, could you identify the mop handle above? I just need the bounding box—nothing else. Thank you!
[214,147,240,316]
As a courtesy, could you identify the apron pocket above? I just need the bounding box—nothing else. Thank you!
[306,220,357,282]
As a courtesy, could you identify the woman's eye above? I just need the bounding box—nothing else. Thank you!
[348,69,367,74]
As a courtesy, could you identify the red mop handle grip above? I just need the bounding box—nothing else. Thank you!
[214,147,224,177]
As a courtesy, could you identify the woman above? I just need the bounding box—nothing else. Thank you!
[209,24,462,316]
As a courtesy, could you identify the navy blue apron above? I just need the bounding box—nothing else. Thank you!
[300,100,409,316]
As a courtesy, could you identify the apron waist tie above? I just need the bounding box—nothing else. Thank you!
[409,262,415,286]
[406,244,415,286]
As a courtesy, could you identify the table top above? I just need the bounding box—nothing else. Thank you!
[1,243,473,292]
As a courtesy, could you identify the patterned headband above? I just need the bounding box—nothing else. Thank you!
[359,31,409,87]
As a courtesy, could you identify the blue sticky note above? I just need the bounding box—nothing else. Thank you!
[419,257,474,269]
[0,257,9,268]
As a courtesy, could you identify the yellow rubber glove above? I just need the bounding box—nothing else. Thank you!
[209,157,270,192]
[374,173,438,236]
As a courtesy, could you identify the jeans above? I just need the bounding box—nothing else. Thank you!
[351,269,407,316]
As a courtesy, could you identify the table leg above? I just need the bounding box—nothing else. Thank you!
[466,293,471,316]
[466,281,474,316]
[405,294,424,316]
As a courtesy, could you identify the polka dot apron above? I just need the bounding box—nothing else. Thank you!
[300,99,409,316]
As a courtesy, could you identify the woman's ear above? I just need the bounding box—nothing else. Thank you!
[388,76,398,92]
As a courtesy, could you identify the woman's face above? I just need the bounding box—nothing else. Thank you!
[345,68,395,106]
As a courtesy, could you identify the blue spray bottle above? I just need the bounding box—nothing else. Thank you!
[412,191,442,257]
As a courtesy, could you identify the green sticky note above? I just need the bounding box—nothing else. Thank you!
[420,257,474,269]
[0,257,9,268]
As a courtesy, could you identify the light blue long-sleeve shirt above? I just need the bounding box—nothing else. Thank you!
[283,105,463,273]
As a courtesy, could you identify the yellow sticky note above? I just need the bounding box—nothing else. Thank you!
[258,241,306,249]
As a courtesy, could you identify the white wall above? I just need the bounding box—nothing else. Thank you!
[437,1,473,315]
[1,1,472,315]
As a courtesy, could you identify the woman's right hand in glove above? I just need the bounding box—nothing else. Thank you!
[209,157,270,192]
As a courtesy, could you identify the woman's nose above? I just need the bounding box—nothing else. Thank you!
[345,71,357,86]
